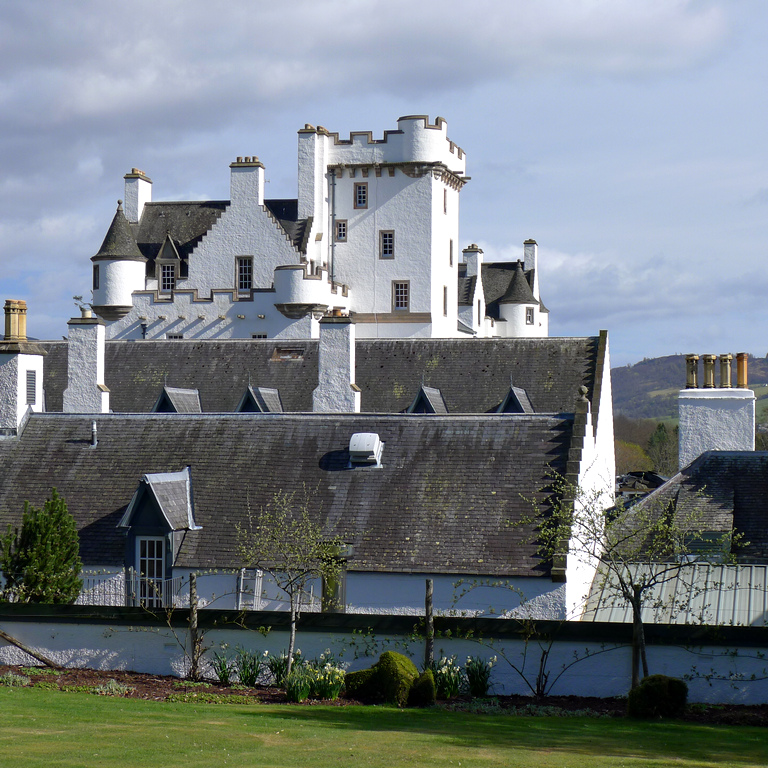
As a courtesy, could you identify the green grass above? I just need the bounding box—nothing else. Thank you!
[0,687,766,768]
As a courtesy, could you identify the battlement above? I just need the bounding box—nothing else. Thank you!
[299,115,465,174]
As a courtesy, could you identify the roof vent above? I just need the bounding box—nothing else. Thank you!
[349,433,383,465]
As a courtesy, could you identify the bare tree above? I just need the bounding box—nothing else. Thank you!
[237,488,345,676]
[524,473,743,689]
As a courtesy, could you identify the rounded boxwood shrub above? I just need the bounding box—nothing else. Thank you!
[627,674,688,719]
[344,651,419,707]
[376,651,419,707]
[408,669,436,707]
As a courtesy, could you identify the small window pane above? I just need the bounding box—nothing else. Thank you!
[393,282,409,310]
[335,220,347,242]
[161,264,176,292]
[354,183,367,209]
[526,307,534,325]
[238,257,252,291]
[92,265,99,290]
[380,231,394,259]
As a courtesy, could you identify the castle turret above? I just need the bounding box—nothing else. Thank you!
[497,261,546,338]
[91,201,147,321]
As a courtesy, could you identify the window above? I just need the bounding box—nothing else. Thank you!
[161,264,176,292]
[25,370,36,405]
[526,307,534,325]
[136,537,165,608]
[449,239,453,267]
[237,257,253,291]
[252,333,267,339]
[392,281,409,311]
[354,183,368,209]
[335,220,347,242]
[167,333,183,340]
[380,230,395,259]
[92,265,99,290]
[443,286,448,316]
[477,300,482,326]
[444,189,448,214]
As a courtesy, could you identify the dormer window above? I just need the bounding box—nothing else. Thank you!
[161,264,176,292]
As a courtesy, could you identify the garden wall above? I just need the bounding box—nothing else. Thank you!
[0,606,765,704]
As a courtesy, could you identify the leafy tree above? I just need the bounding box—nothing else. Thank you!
[646,422,678,475]
[525,473,742,689]
[615,440,653,474]
[0,489,83,604]
[237,488,345,676]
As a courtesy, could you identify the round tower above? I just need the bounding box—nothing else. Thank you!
[497,261,545,338]
[91,200,147,320]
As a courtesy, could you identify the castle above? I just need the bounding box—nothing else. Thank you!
[90,116,548,340]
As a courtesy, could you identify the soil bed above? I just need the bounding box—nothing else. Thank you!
[2,664,766,725]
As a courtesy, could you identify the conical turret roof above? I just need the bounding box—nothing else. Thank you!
[92,201,146,262]
[498,261,537,305]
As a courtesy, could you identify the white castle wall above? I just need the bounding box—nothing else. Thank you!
[62,316,109,413]
[93,259,146,308]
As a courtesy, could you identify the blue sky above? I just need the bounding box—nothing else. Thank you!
[0,0,765,365]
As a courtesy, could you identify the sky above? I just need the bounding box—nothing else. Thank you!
[0,0,766,366]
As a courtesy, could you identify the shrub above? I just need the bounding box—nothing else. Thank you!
[431,656,465,699]
[627,675,688,719]
[465,655,495,697]
[375,651,419,707]
[408,669,436,707]
[344,667,377,700]
[285,666,314,703]
[266,650,302,688]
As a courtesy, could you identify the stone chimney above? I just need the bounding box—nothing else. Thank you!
[0,300,45,435]
[462,244,483,278]
[230,156,265,209]
[523,239,539,300]
[123,168,152,223]
[62,308,110,413]
[678,352,754,469]
[312,313,361,413]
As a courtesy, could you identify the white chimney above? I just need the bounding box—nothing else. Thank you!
[62,308,110,413]
[523,239,539,300]
[463,244,483,278]
[230,157,265,209]
[678,352,755,469]
[123,169,152,223]
[312,314,361,413]
[0,300,45,435]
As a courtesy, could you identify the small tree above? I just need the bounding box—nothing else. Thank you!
[237,488,345,676]
[525,473,741,689]
[0,489,83,604]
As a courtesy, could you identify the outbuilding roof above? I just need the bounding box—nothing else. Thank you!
[0,413,573,577]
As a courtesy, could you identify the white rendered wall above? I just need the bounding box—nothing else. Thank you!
[94,259,146,308]
[497,303,547,338]
[106,290,338,341]
[123,175,152,223]
[312,319,360,412]
[0,618,765,702]
[678,389,756,469]
[0,353,44,431]
[62,319,109,413]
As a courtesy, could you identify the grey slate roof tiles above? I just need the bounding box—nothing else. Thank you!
[93,203,146,262]
[0,413,573,577]
[40,337,598,415]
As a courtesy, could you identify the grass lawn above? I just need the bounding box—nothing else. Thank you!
[1,688,766,768]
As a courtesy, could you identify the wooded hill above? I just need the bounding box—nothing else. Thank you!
[612,353,768,420]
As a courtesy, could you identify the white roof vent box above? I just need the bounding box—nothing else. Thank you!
[349,432,383,466]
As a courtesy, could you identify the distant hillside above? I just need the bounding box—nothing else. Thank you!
[612,354,768,420]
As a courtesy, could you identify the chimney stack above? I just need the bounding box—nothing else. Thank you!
[123,168,152,223]
[62,309,110,413]
[0,300,45,436]
[312,314,361,413]
[678,351,754,469]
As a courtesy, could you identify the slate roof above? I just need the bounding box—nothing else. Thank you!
[499,262,537,305]
[479,262,539,320]
[40,336,599,415]
[93,203,146,262]
[236,386,284,413]
[134,201,229,263]
[152,386,202,414]
[120,467,199,531]
[626,451,768,563]
[0,413,573,577]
